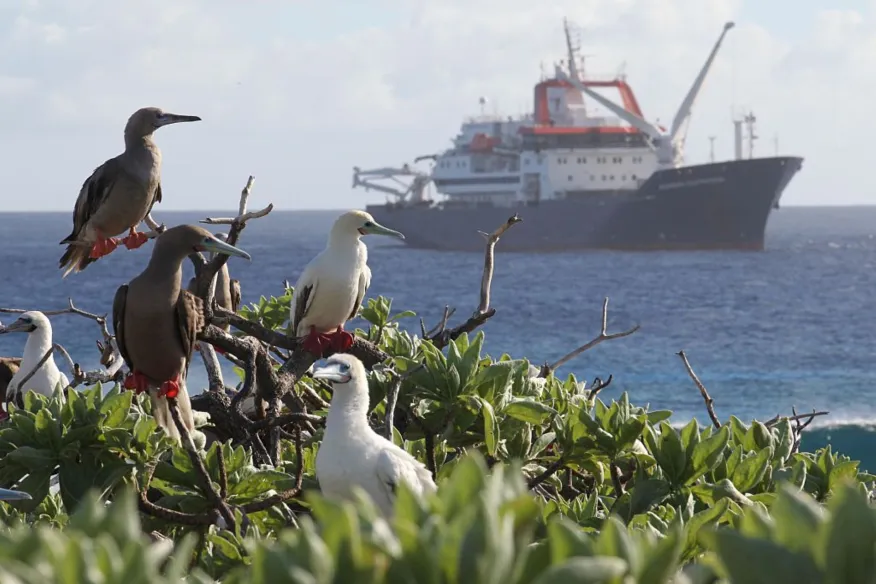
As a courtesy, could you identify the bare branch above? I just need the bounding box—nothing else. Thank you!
[542,297,640,375]
[528,458,565,490]
[384,375,402,441]
[0,297,113,346]
[52,343,76,375]
[200,204,274,226]
[427,215,522,350]
[8,346,53,403]
[586,375,613,400]
[676,350,721,430]
[198,343,225,392]
[476,214,521,314]
[168,400,236,528]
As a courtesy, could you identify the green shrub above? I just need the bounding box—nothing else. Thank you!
[0,294,870,583]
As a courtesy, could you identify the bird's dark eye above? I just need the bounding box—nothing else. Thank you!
[339,362,350,373]
[364,221,373,228]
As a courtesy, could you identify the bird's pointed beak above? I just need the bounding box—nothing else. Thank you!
[157,113,202,127]
[0,487,31,501]
[359,221,405,240]
[199,236,251,261]
[311,362,352,384]
[0,318,34,335]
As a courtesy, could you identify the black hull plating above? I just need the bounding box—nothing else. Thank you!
[366,156,803,252]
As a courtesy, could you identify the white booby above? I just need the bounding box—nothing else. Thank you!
[313,354,436,517]
[0,312,69,407]
[292,210,404,356]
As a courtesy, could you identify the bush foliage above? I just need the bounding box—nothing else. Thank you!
[0,293,871,583]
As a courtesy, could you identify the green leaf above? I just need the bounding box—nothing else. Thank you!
[731,447,773,493]
[823,483,876,584]
[504,399,557,425]
[530,557,628,584]
[637,524,682,584]
[704,529,821,584]
[687,425,730,485]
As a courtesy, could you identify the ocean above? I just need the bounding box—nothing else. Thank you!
[1,207,875,470]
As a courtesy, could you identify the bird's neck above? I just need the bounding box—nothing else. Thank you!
[21,329,54,372]
[124,132,157,152]
[325,388,372,433]
[143,254,183,288]
[326,235,366,261]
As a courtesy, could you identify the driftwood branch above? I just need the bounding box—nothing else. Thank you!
[541,297,640,376]
[676,350,721,430]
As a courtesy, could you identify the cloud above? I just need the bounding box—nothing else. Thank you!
[0,0,873,210]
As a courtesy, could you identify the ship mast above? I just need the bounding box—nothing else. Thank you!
[557,21,735,169]
[563,18,581,82]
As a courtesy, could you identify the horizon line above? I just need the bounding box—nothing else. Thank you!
[1,203,875,213]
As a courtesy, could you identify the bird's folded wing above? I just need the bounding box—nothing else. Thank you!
[112,284,134,372]
[348,266,371,322]
[230,279,242,313]
[175,290,205,370]
[375,446,437,504]
[65,158,122,242]
[292,268,317,334]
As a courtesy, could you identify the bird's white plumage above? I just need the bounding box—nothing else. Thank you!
[314,354,436,517]
[293,210,402,338]
[6,312,69,400]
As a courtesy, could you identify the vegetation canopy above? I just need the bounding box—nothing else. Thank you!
[0,184,866,583]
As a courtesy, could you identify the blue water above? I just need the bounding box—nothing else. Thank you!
[1,208,875,468]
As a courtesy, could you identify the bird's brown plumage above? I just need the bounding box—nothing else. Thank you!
[112,224,218,441]
[0,358,21,407]
[59,107,200,277]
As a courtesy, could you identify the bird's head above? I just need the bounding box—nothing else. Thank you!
[331,210,405,242]
[154,225,252,261]
[311,353,366,387]
[0,311,50,335]
[0,487,31,501]
[125,106,201,138]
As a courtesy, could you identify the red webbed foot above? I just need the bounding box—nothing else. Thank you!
[88,235,120,259]
[158,375,180,399]
[301,326,332,357]
[212,344,227,356]
[122,227,149,250]
[0,409,9,423]
[328,325,354,352]
[123,370,151,394]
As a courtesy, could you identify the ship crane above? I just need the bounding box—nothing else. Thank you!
[557,21,735,169]
[352,165,433,204]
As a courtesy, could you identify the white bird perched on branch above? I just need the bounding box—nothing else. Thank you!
[292,210,404,357]
[0,312,69,408]
[313,354,436,517]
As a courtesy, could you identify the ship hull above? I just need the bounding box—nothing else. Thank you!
[366,156,803,252]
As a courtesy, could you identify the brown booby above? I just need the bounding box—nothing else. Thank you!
[0,357,20,421]
[187,233,242,355]
[112,225,250,441]
[59,107,201,277]
[292,210,404,356]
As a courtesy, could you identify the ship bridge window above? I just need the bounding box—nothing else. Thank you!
[609,175,615,180]
[632,174,638,180]
[568,175,573,182]
[612,157,622,163]
[601,175,606,181]
[622,175,627,180]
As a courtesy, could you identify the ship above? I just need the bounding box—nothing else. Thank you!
[352,20,803,253]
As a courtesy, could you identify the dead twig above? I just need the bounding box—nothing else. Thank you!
[676,350,721,430]
[168,400,237,529]
[587,375,613,400]
[427,215,522,350]
[528,458,565,490]
[541,297,639,376]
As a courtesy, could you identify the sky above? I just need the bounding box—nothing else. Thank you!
[0,0,874,211]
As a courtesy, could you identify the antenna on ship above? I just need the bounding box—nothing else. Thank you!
[708,136,716,162]
[479,96,488,117]
[773,133,779,156]
[744,111,757,159]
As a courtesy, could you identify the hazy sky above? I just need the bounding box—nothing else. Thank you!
[0,0,872,211]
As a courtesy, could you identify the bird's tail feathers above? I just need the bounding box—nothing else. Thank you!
[58,242,97,278]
